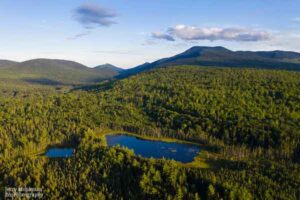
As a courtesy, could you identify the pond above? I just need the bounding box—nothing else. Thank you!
[45,148,74,158]
[106,134,201,163]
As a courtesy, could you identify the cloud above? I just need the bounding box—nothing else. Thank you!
[74,3,117,28]
[67,31,91,40]
[292,18,300,23]
[152,32,175,41]
[168,25,270,42]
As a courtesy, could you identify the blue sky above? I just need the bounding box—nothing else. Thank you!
[0,0,300,68]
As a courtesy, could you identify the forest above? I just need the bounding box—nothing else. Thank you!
[0,66,299,199]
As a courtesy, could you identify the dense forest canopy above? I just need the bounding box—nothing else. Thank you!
[0,66,299,199]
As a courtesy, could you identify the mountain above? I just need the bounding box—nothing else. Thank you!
[119,46,300,77]
[18,59,88,71]
[2,46,300,85]
[94,63,124,74]
[0,59,121,86]
[0,60,19,68]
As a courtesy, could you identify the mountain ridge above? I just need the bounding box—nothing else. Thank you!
[2,46,300,85]
[0,58,123,85]
[119,46,300,78]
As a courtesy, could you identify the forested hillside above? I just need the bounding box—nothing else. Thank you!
[113,67,300,152]
[0,59,122,86]
[120,46,300,77]
[0,66,299,199]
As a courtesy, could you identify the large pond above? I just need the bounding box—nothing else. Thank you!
[106,134,201,163]
[45,148,74,158]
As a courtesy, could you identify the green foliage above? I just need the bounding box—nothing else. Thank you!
[0,66,299,199]
[0,59,121,86]
[105,66,300,155]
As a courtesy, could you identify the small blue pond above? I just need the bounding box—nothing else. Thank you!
[45,148,74,158]
[106,134,201,163]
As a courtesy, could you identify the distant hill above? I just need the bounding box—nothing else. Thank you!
[119,46,300,77]
[0,59,122,86]
[0,60,19,68]
[94,63,124,74]
[2,46,300,86]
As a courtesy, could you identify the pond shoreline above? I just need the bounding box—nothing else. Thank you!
[104,131,202,147]
[105,133,202,163]
[38,130,212,168]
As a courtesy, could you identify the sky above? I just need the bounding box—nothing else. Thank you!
[0,0,300,68]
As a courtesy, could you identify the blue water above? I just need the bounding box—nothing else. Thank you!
[45,148,74,158]
[106,135,201,163]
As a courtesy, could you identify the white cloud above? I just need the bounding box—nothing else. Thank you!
[167,25,270,42]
